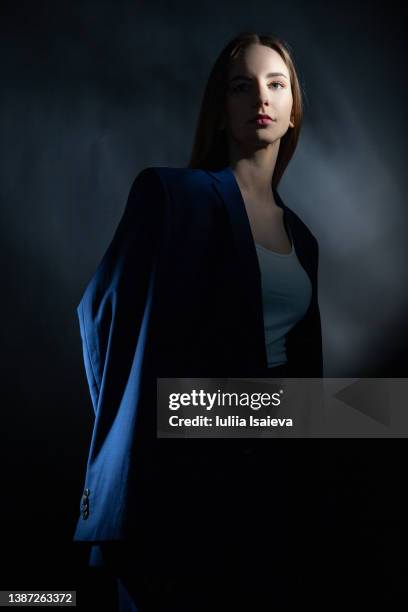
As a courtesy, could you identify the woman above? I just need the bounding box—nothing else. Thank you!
[75,31,323,611]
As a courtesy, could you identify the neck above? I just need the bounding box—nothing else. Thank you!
[228,142,280,209]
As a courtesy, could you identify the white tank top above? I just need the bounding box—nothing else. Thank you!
[255,238,312,367]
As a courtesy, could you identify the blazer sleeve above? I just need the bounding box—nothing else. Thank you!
[76,167,167,416]
[285,235,323,377]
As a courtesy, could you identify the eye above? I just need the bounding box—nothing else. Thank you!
[231,83,249,93]
[231,81,285,93]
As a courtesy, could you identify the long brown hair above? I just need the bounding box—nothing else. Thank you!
[188,31,304,189]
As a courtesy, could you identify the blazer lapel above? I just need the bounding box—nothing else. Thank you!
[207,166,267,368]
[206,166,316,370]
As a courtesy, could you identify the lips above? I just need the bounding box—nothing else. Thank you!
[252,117,274,126]
[251,113,272,121]
[249,113,276,126]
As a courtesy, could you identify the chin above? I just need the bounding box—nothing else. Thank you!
[250,135,277,147]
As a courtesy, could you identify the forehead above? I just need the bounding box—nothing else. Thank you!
[228,44,289,79]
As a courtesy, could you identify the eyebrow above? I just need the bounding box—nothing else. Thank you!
[229,72,289,82]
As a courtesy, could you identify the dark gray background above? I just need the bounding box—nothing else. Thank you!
[0,0,406,607]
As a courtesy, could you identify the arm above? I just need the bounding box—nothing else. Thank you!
[76,167,167,417]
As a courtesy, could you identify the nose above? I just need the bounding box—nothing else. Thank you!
[253,81,270,107]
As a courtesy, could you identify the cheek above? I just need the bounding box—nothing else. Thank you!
[277,92,293,115]
[226,104,244,129]
[226,98,241,116]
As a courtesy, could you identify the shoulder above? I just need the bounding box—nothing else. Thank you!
[283,204,319,255]
[275,189,318,244]
[129,167,218,218]
[144,166,213,194]
[131,166,213,193]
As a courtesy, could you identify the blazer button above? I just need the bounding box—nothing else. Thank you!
[81,508,89,520]
[83,488,90,497]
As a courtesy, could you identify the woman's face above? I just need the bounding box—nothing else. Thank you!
[225,44,294,152]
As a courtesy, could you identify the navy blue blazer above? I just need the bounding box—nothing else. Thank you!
[74,165,323,542]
